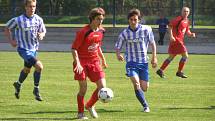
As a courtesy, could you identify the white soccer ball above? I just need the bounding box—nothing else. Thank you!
[98,87,114,103]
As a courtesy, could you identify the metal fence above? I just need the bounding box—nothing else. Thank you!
[0,0,214,25]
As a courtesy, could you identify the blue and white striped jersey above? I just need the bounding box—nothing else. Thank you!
[115,24,155,63]
[6,14,46,51]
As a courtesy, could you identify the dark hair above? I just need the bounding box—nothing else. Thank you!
[127,8,141,20]
[24,0,36,6]
[88,7,105,23]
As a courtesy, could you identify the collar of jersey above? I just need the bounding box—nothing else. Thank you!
[128,24,141,32]
[24,13,35,19]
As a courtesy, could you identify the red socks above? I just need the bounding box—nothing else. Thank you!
[77,95,84,113]
[160,59,171,71]
[85,89,99,109]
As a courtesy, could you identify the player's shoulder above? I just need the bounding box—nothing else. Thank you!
[140,24,152,31]
[77,25,90,33]
[34,14,44,20]
[172,16,183,22]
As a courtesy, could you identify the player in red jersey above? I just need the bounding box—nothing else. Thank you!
[71,7,107,119]
[156,7,196,78]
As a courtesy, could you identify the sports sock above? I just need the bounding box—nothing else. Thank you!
[18,70,28,84]
[178,57,187,72]
[85,89,99,108]
[34,71,41,87]
[160,58,171,71]
[135,89,148,108]
[77,95,84,113]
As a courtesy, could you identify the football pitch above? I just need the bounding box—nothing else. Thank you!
[0,52,215,121]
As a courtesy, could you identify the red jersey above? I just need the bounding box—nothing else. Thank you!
[168,16,190,54]
[71,25,105,60]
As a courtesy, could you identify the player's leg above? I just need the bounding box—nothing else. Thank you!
[13,66,31,99]
[126,62,149,112]
[176,52,188,78]
[86,78,106,108]
[139,81,150,112]
[33,59,44,101]
[13,48,32,99]
[73,60,88,119]
[156,54,176,78]
[159,32,165,45]
[85,78,105,118]
[85,60,106,118]
[139,63,150,112]
[77,80,88,119]
[158,32,162,45]
[130,76,149,112]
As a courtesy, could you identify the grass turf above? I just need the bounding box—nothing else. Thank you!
[0,52,215,121]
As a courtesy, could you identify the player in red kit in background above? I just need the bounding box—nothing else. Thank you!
[156,7,196,78]
[71,7,107,119]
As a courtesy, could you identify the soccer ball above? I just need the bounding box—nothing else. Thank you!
[98,87,113,103]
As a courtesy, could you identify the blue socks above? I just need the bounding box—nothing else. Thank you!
[18,70,28,84]
[34,71,41,87]
[135,89,148,108]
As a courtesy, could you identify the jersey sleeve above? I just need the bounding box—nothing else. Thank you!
[148,26,155,44]
[38,18,46,33]
[6,17,17,30]
[115,32,125,50]
[71,31,85,50]
[169,16,182,27]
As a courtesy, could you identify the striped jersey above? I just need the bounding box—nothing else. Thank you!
[6,14,46,51]
[115,24,155,63]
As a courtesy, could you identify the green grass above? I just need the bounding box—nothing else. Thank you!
[0,52,215,121]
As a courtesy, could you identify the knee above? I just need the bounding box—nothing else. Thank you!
[181,56,188,62]
[141,82,149,92]
[78,85,87,96]
[133,82,141,90]
[142,85,149,92]
[35,61,43,72]
[78,89,87,96]
[23,68,31,73]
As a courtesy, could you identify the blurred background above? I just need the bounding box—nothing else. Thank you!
[0,0,214,26]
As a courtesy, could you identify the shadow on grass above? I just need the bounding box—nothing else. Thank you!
[0,117,76,120]
[21,109,124,115]
[1,109,124,120]
[166,106,215,110]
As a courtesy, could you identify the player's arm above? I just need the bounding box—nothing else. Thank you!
[38,20,46,40]
[168,25,176,42]
[71,49,83,74]
[98,47,108,68]
[4,27,17,47]
[115,35,124,61]
[115,49,124,61]
[150,41,158,68]
[186,27,196,38]
[37,32,46,40]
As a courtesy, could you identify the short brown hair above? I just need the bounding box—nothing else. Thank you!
[127,8,141,20]
[88,7,105,23]
[24,0,36,6]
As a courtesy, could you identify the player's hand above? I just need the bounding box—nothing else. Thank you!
[37,32,45,40]
[170,36,176,42]
[191,33,196,38]
[116,54,124,61]
[74,63,83,74]
[10,40,17,47]
[151,57,158,68]
[102,61,108,69]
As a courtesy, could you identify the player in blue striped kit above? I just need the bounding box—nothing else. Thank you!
[4,0,46,101]
[115,8,157,112]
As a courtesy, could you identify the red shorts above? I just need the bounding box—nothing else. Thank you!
[168,41,187,54]
[73,59,105,82]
